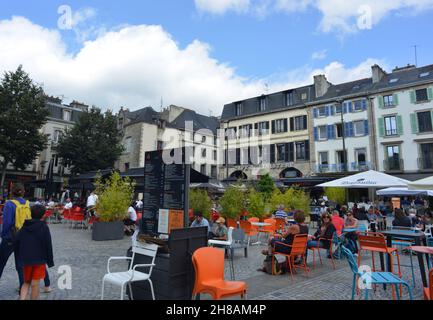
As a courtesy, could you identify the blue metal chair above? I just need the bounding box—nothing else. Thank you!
[387,226,417,287]
[341,246,413,300]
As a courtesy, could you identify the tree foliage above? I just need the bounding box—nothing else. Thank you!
[324,187,346,205]
[0,66,49,188]
[189,189,212,219]
[246,188,266,219]
[95,171,135,222]
[269,187,310,214]
[55,107,124,175]
[257,174,275,203]
[220,185,245,219]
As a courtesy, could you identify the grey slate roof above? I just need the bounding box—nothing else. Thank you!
[124,107,160,125]
[168,108,220,134]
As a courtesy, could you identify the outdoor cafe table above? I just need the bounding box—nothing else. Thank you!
[250,222,271,245]
[380,229,428,287]
[409,246,433,286]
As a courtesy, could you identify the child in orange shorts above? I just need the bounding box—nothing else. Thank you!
[14,205,54,300]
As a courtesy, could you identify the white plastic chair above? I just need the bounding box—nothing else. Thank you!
[208,227,234,248]
[101,242,158,300]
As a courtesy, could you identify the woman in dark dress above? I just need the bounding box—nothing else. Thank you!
[307,212,337,258]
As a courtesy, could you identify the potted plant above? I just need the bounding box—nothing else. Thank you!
[219,185,245,220]
[92,171,135,241]
[246,188,266,220]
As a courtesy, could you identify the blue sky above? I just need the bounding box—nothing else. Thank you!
[0,0,432,114]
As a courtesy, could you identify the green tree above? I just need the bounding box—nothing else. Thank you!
[55,107,124,175]
[257,174,275,203]
[269,187,310,214]
[0,66,49,190]
[95,171,135,222]
[247,188,266,219]
[220,186,245,219]
[324,187,346,205]
[189,189,212,220]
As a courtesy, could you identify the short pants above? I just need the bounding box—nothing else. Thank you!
[23,264,46,283]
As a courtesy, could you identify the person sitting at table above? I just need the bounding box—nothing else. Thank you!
[272,204,287,220]
[392,208,412,228]
[307,212,336,259]
[366,206,379,232]
[261,211,309,258]
[190,211,210,233]
[344,212,359,254]
[421,211,433,230]
[331,210,344,236]
[209,217,228,240]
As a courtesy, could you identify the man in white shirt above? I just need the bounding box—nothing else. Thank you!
[86,191,98,217]
[135,199,143,210]
[64,198,73,210]
[124,204,137,236]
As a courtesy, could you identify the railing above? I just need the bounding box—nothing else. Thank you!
[418,157,433,170]
[350,162,372,172]
[383,159,404,172]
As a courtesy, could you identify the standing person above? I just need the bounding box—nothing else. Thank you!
[124,202,137,236]
[14,205,54,300]
[0,183,31,291]
[60,188,71,205]
[86,191,98,218]
[64,198,73,210]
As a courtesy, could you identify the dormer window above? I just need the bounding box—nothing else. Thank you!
[259,97,267,111]
[420,72,430,78]
[389,78,399,84]
[286,91,294,106]
[63,109,71,121]
[235,102,243,116]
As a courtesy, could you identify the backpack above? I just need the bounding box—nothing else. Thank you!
[10,200,32,236]
[262,255,286,275]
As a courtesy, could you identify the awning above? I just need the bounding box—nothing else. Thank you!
[376,187,433,197]
[408,176,433,190]
[317,170,410,188]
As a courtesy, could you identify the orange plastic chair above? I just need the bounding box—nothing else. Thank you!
[308,233,336,270]
[272,234,309,280]
[358,232,402,299]
[274,219,286,234]
[192,247,247,300]
[226,218,238,229]
[239,220,258,246]
[424,269,433,300]
[262,218,276,240]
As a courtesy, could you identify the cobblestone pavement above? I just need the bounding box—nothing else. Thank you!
[0,225,427,300]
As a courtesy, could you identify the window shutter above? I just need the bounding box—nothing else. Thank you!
[393,93,399,106]
[330,105,335,116]
[290,117,294,131]
[325,105,330,117]
[266,121,270,130]
[270,145,275,164]
[248,124,253,137]
[364,120,369,136]
[344,122,349,137]
[410,113,419,134]
[431,110,433,129]
[397,115,403,135]
[349,122,354,137]
[313,108,318,118]
[362,99,367,111]
[327,125,332,140]
[236,148,241,165]
[305,140,310,161]
[284,119,288,132]
[378,118,385,137]
[428,87,433,101]
[314,127,319,142]
[348,102,353,113]
[378,96,384,109]
[254,123,258,136]
[343,102,348,114]
[303,115,307,130]
[288,143,294,162]
[271,120,276,134]
[410,91,416,104]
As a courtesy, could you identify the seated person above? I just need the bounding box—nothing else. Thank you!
[307,212,337,259]
[190,211,210,233]
[272,204,287,220]
[392,208,412,228]
[331,210,344,236]
[344,212,359,254]
[366,206,379,232]
[262,211,309,257]
[209,217,228,240]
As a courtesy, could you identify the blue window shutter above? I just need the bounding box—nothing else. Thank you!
[314,127,319,141]
[327,125,332,140]
[343,102,348,114]
[364,120,369,136]
[349,122,354,137]
[330,105,335,116]
[344,122,349,137]
[348,102,353,113]
[313,108,318,118]
[331,125,336,139]
[325,105,330,117]
[362,99,367,111]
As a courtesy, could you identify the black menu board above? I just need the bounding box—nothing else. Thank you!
[142,149,190,236]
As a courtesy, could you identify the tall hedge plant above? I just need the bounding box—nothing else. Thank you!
[189,189,212,220]
[220,186,245,219]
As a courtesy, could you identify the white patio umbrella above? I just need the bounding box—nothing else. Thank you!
[408,176,433,190]
[376,187,433,197]
[317,170,410,188]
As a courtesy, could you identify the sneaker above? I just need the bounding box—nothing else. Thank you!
[41,287,53,293]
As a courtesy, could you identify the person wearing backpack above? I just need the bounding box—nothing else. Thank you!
[0,183,31,290]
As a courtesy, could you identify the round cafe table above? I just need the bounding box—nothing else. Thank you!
[409,246,433,287]
[250,222,272,245]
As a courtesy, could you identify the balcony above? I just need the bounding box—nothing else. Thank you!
[418,157,433,171]
[383,159,404,172]
[315,162,372,174]
[350,162,372,172]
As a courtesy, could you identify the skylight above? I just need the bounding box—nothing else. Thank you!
[389,78,399,83]
[420,72,430,78]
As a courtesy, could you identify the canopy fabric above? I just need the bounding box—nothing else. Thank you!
[376,187,433,197]
[408,176,433,190]
[317,170,410,189]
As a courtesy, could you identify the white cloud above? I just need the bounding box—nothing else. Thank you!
[311,49,328,60]
[194,0,250,14]
[0,16,385,116]
[195,0,433,34]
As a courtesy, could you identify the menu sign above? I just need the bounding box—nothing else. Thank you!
[142,149,189,236]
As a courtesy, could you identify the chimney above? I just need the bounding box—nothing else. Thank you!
[314,74,331,98]
[371,64,387,83]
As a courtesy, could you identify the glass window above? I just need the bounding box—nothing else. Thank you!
[239,125,251,138]
[420,143,433,169]
[294,116,306,131]
[211,165,217,178]
[275,119,286,133]
[235,102,243,116]
[353,100,363,111]
[201,149,206,158]
[319,152,328,165]
[201,136,206,143]
[63,110,71,121]
[296,142,307,160]
[355,148,367,163]
[318,125,327,140]
[286,91,294,106]
[318,106,327,117]
[383,95,394,107]
[124,137,132,153]
[386,145,401,171]
[226,127,237,140]
[53,130,62,143]
[384,116,397,136]
[200,164,206,174]
[258,122,269,136]
[354,121,365,136]
[277,144,286,162]
[301,93,307,100]
[335,123,343,138]
[335,104,342,114]
[416,89,428,102]
[417,111,433,133]
[259,97,267,111]
[213,150,217,161]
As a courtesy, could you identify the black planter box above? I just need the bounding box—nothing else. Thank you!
[92,221,124,241]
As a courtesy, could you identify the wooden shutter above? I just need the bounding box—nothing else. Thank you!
[303,115,307,130]
[288,142,295,162]
[313,108,318,118]
[410,91,416,104]
[362,99,367,111]
[305,140,310,161]
[290,117,294,132]
[397,115,403,135]
[377,118,385,137]
[393,93,399,106]
[364,120,369,136]
[270,145,275,164]
[428,87,433,101]
[271,120,276,134]
[377,96,384,109]
[410,113,419,134]
[313,127,318,141]
[284,119,288,132]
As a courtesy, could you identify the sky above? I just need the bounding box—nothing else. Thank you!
[0,0,433,116]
